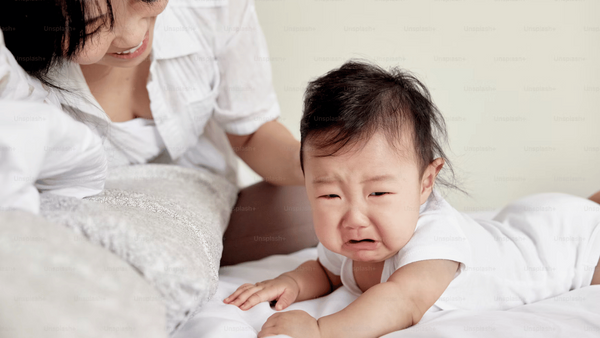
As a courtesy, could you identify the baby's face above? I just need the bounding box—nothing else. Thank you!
[304,131,439,263]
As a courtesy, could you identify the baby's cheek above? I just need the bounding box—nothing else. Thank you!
[313,220,330,243]
[383,223,415,249]
[313,218,339,246]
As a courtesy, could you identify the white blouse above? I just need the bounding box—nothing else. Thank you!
[51,0,281,184]
[0,30,107,214]
[0,0,280,212]
[111,118,166,164]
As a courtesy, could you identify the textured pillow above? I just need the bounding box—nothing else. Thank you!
[39,164,239,335]
[0,210,167,338]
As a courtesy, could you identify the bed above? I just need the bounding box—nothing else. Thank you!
[175,211,600,338]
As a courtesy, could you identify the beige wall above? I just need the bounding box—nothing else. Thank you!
[239,0,600,212]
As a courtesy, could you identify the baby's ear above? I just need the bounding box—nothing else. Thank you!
[420,158,444,201]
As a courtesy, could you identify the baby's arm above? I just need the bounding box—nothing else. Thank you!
[224,259,341,311]
[318,259,459,338]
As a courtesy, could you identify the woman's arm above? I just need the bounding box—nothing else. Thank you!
[317,259,459,338]
[227,120,304,186]
[0,101,107,214]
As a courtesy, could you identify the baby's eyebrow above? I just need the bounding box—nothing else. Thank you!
[312,174,396,185]
[360,174,396,184]
[312,176,339,185]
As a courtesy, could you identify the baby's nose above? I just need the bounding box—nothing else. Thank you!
[341,207,370,229]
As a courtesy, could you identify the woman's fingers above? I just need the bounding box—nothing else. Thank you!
[223,283,256,304]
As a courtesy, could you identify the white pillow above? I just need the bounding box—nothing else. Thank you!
[0,210,167,338]
[40,164,238,335]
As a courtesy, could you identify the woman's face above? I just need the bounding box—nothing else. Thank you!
[73,0,168,68]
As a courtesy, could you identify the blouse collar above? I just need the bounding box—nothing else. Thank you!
[151,1,202,60]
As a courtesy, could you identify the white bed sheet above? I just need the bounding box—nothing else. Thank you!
[175,210,600,338]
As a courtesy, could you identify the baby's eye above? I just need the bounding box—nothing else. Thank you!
[320,194,340,199]
[370,192,389,197]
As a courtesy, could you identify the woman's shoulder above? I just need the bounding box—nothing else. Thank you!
[166,0,252,23]
[164,0,260,49]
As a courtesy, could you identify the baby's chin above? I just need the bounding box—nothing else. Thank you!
[345,248,400,263]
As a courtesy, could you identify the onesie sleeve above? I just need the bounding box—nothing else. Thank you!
[392,193,472,281]
[212,0,281,135]
[317,242,344,276]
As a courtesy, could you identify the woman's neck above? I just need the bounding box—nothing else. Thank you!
[79,61,153,122]
[80,63,138,87]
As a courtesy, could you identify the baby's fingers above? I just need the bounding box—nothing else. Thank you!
[228,284,266,308]
[273,288,297,311]
[223,283,255,304]
[240,287,281,311]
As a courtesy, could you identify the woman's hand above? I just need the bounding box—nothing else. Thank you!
[223,274,300,311]
[258,310,321,338]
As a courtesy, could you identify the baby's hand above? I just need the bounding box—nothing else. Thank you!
[223,275,300,311]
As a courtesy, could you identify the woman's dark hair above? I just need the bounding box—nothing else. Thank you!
[0,0,118,89]
[300,60,467,196]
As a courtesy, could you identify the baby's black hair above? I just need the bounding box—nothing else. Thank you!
[300,60,467,195]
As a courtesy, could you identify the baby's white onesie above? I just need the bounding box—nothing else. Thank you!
[318,189,600,311]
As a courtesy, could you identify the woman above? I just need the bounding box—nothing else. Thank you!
[0,0,317,264]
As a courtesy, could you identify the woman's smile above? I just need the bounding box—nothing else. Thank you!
[108,30,150,60]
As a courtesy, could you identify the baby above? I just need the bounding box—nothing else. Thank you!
[224,60,600,338]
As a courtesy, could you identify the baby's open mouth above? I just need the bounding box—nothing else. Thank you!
[349,239,375,243]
